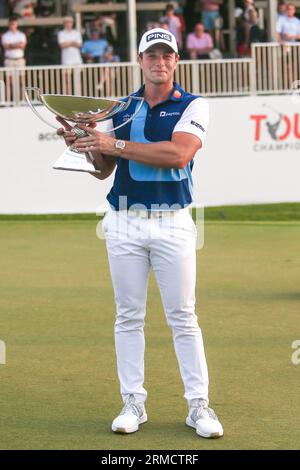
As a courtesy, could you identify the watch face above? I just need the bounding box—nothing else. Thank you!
[116,140,125,149]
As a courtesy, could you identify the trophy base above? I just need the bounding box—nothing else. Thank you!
[53,147,101,174]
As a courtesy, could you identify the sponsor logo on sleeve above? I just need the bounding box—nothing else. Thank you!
[190,120,205,132]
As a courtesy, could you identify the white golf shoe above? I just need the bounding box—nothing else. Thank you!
[112,394,147,434]
[186,398,224,438]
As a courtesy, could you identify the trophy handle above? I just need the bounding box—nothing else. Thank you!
[108,96,144,133]
[24,87,59,130]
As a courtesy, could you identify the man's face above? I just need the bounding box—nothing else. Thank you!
[278,3,287,14]
[138,45,179,85]
[64,20,73,31]
[166,8,175,17]
[287,4,296,17]
[195,24,204,36]
[91,31,100,40]
[9,21,18,32]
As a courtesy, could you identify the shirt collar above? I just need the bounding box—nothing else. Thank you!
[169,82,184,101]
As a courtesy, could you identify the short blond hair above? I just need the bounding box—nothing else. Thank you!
[63,16,74,23]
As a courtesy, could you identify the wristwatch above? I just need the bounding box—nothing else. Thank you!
[115,139,126,152]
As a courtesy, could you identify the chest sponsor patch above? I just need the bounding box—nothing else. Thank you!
[190,120,205,132]
[122,113,133,121]
[160,111,181,117]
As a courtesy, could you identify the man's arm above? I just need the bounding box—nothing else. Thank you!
[187,49,197,59]
[196,47,213,55]
[75,127,202,169]
[59,41,82,48]
[89,152,117,180]
[75,97,209,169]
[115,132,201,169]
[5,41,26,49]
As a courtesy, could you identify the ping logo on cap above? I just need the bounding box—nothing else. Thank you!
[146,32,172,43]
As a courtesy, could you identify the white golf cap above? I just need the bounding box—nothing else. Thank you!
[138,28,178,54]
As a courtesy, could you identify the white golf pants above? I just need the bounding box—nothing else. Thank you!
[102,207,209,404]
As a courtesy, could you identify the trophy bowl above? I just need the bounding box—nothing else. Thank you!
[40,94,127,124]
[24,87,144,173]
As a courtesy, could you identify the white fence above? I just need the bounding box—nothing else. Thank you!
[252,42,300,94]
[0,59,253,105]
[0,62,142,105]
[1,43,300,105]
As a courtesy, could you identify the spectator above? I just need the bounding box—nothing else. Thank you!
[9,0,37,18]
[236,0,261,57]
[200,0,223,33]
[160,3,183,50]
[81,29,108,63]
[100,45,120,64]
[278,1,288,20]
[1,16,26,100]
[186,22,213,59]
[98,14,117,43]
[276,2,300,43]
[243,0,258,24]
[1,16,27,67]
[58,16,82,66]
[86,14,117,43]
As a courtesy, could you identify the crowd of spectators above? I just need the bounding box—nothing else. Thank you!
[0,2,120,66]
[1,1,300,68]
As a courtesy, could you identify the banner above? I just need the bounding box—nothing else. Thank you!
[0,94,299,213]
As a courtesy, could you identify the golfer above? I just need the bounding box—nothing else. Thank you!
[57,28,223,439]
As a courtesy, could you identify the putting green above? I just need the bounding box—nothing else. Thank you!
[0,219,299,449]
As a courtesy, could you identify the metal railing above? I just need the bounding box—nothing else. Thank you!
[1,43,300,106]
[252,42,300,94]
[175,59,254,96]
[0,62,142,105]
[0,58,254,106]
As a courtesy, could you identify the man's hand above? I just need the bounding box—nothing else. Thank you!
[56,116,76,146]
[56,118,116,179]
[74,124,116,155]
[283,33,295,41]
[56,117,97,147]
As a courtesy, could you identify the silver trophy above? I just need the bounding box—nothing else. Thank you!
[24,87,144,173]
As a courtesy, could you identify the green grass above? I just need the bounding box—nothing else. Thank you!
[0,202,300,222]
[0,215,300,449]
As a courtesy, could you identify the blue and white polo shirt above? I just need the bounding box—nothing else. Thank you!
[106,82,209,210]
